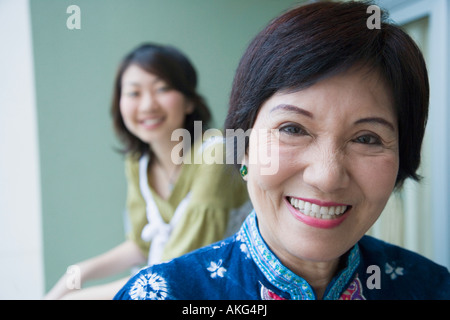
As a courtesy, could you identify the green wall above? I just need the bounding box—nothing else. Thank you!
[30,0,301,290]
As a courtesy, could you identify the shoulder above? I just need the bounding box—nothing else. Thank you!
[185,137,248,205]
[358,235,450,299]
[115,235,242,300]
[359,235,445,270]
[124,153,141,178]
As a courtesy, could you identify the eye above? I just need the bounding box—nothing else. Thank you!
[156,86,171,93]
[124,91,139,97]
[154,81,173,93]
[354,134,381,145]
[279,124,308,136]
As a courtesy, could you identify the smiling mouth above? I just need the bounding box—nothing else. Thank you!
[286,196,351,220]
[140,117,164,127]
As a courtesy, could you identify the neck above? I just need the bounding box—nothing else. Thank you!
[149,139,184,190]
[265,239,341,299]
[291,259,340,299]
[150,139,178,169]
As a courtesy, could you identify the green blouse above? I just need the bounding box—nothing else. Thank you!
[124,139,250,262]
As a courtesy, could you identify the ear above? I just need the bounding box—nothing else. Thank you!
[241,154,248,166]
[185,100,194,115]
[240,155,249,181]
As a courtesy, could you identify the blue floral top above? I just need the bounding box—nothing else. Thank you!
[114,211,450,300]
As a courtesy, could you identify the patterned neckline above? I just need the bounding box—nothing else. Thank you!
[241,210,360,300]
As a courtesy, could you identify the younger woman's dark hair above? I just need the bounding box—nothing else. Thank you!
[225,1,429,188]
[111,43,211,157]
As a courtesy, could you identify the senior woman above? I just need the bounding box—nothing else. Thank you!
[115,1,450,299]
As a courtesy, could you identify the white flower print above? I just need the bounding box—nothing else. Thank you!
[385,262,404,280]
[212,241,227,249]
[236,231,251,259]
[240,243,251,259]
[207,260,227,278]
[129,272,169,300]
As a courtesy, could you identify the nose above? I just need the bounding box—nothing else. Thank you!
[139,92,160,112]
[302,143,350,194]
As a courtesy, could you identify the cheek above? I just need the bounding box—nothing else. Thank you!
[352,154,399,208]
[245,143,298,219]
[160,93,187,111]
[119,97,136,121]
[247,134,293,189]
[160,95,190,125]
[159,94,178,107]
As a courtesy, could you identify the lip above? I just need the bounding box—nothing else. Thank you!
[291,197,348,207]
[284,197,350,229]
[139,117,164,129]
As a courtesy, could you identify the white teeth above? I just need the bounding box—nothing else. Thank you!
[304,201,311,212]
[142,118,162,126]
[289,197,348,220]
[311,204,319,214]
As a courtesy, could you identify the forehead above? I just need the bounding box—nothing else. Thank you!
[121,64,160,85]
[257,68,395,124]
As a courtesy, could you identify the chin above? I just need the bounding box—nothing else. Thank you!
[288,235,355,263]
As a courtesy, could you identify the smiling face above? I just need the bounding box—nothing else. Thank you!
[244,68,399,267]
[119,64,193,145]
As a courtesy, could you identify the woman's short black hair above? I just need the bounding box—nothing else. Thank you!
[225,1,429,188]
[111,43,211,157]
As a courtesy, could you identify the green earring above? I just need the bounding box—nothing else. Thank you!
[240,165,248,178]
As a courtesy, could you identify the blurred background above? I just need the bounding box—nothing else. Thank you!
[0,0,449,299]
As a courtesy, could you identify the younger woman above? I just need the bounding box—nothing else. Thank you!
[45,43,250,299]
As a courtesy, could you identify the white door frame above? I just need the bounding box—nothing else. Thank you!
[0,0,44,298]
[378,0,450,269]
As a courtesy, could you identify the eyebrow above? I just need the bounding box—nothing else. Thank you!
[270,104,314,118]
[354,117,396,132]
[270,104,395,132]
[122,81,140,87]
[122,77,163,87]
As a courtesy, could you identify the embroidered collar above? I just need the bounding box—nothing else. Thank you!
[241,211,360,300]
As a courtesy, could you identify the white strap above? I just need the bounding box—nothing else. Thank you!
[138,154,190,265]
[139,154,163,242]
